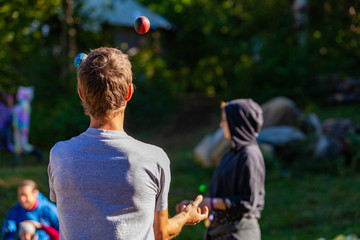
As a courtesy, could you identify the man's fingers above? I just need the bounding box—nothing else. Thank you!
[176,200,192,212]
[181,205,186,211]
[180,200,191,206]
[192,195,203,207]
[201,206,209,217]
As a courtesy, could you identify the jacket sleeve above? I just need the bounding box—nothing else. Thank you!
[2,212,18,240]
[41,224,59,240]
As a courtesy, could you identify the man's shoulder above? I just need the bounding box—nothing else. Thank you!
[128,138,170,165]
[132,138,167,156]
[50,131,86,154]
[132,138,163,151]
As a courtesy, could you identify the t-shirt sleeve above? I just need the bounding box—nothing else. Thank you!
[155,151,171,211]
[48,147,57,203]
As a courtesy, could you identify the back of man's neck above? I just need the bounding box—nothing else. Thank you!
[89,112,125,131]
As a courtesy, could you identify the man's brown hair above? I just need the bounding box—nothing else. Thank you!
[77,47,133,122]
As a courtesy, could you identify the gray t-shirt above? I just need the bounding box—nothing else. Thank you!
[48,128,171,240]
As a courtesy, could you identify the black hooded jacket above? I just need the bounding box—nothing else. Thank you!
[208,99,265,223]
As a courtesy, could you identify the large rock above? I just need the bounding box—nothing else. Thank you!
[300,113,322,136]
[261,96,302,128]
[313,135,342,160]
[194,128,230,167]
[257,126,306,146]
[322,118,357,138]
[304,118,357,160]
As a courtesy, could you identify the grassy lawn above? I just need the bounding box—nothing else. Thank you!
[1,142,360,240]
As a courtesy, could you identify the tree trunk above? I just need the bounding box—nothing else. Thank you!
[61,0,76,79]
[292,0,308,46]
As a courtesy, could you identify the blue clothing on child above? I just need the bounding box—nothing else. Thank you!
[2,192,59,240]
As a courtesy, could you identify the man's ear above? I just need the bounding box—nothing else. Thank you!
[125,84,133,102]
[78,88,84,101]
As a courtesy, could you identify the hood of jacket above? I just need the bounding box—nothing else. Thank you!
[224,99,263,150]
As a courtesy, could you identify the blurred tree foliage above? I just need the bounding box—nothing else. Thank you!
[139,0,360,104]
[0,0,359,148]
[0,0,60,90]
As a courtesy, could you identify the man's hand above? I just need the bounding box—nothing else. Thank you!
[154,195,209,239]
[180,195,209,225]
[176,200,190,213]
[177,197,212,212]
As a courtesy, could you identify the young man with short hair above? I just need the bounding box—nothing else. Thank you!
[48,47,208,240]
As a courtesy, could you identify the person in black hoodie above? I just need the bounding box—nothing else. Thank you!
[178,99,265,240]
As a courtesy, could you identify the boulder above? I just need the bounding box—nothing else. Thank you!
[257,126,306,146]
[194,128,230,167]
[261,96,302,128]
[313,135,342,160]
[300,113,322,136]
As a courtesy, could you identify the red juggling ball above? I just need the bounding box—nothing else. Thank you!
[134,16,150,34]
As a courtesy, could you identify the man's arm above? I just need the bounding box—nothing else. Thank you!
[153,195,208,240]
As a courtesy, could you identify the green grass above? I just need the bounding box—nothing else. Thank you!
[2,147,359,240]
[261,174,360,240]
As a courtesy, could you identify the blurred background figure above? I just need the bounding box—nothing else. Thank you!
[12,86,43,164]
[0,88,14,153]
[1,179,59,240]
[179,99,265,240]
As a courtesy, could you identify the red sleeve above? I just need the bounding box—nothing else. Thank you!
[41,224,59,240]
